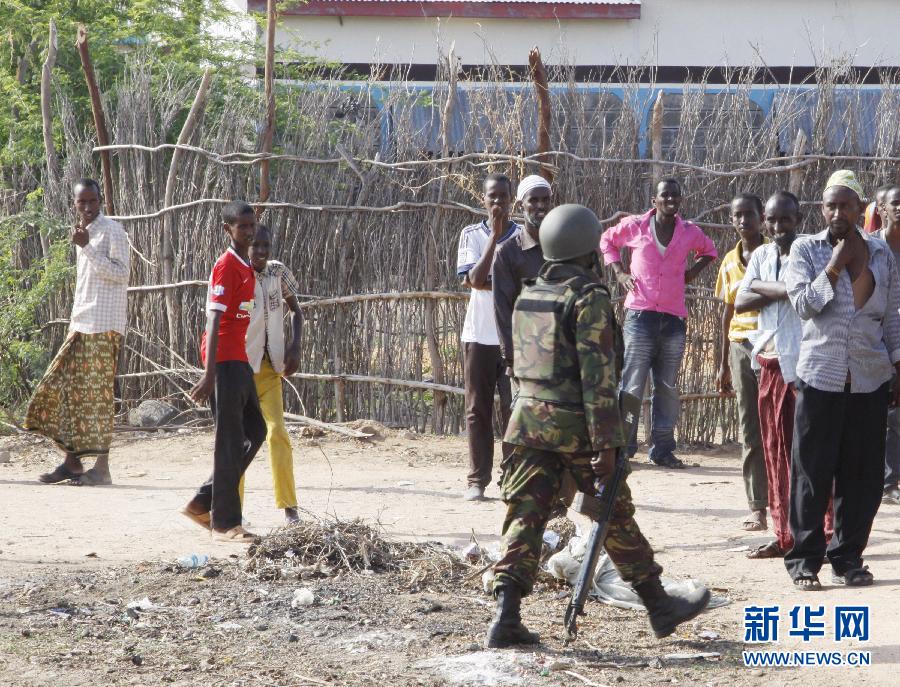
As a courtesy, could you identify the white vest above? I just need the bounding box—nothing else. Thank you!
[245,261,290,374]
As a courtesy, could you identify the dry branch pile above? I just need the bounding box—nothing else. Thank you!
[245,516,473,590]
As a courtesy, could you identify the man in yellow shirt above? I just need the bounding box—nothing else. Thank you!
[715,194,768,532]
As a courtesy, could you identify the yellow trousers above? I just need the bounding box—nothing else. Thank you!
[239,357,298,509]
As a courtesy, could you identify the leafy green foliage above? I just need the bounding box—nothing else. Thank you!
[2,0,255,173]
[0,194,74,408]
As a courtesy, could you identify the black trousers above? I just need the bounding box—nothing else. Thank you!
[463,342,512,488]
[785,379,888,579]
[194,361,267,530]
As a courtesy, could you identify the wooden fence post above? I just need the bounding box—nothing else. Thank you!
[258,0,277,208]
[161,69,214,362]
[75,25,115,216]
[39,19,59,259]
[529,47,553,183]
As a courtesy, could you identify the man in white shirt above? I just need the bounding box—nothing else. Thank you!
[25,179,130,486]
[241,224,303,523]
[456,174,519,501]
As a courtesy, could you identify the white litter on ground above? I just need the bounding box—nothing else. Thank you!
[416,650,536,686]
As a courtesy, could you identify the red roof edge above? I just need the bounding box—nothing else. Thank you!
[247,1,640,20]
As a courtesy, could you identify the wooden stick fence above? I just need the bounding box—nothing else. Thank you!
[16,46,900,444]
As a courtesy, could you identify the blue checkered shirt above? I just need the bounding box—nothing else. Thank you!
[785,228,900,393]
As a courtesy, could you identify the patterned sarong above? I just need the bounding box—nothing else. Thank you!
[24,331,122,456]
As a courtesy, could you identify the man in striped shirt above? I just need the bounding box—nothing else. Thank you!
[784,170,900,590]
[714,194,768,533]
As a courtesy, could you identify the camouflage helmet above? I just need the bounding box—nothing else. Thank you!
[539,204,601,262]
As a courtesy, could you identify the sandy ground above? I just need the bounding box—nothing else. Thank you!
[1,426,898,686]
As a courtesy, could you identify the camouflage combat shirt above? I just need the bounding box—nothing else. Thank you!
[504,261,626,454]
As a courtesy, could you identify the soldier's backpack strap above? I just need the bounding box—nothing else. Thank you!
[559,274,610,340]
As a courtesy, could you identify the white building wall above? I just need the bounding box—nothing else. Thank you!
[273,0,900,67]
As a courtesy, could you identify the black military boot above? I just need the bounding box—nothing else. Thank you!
[633,577,711,639]
[485,585,540,649]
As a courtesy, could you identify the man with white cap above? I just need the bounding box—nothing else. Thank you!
[493,174,553,375]
[784,170,900,590]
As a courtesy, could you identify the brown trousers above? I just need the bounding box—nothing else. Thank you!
[464,342,512,488]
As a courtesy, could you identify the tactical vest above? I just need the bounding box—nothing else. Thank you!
[512,270,622,406]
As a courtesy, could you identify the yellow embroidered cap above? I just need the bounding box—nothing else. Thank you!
[825,169,866,200]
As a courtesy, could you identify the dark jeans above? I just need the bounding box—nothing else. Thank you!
[194,361,267,530]
[785,380,888,579]
[621,309,686,462]
[464,342,512,488]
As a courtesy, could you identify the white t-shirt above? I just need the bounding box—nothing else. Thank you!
[456,221,519,345]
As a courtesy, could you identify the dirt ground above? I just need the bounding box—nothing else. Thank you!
[0,425,898,686]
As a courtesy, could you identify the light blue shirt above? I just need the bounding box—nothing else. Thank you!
[785,228,900,393]
[738,243,802,383]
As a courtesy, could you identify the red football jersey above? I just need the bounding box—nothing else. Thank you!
[200,247,256,364]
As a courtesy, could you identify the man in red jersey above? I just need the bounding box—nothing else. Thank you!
[182,201,267,543]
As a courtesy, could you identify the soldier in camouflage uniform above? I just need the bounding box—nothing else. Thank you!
[486,204,710,649]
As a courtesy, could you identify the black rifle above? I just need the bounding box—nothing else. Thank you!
[563,389,642,641]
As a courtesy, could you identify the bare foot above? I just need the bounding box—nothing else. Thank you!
[70,467,112,486]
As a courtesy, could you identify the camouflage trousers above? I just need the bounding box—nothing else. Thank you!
[493,445,662,596]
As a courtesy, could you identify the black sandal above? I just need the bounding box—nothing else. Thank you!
[37,465,82,484]
[747,541,785,559]
[793,574,822,591]
[832,566,874,587]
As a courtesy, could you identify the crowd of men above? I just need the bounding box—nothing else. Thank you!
[19,169,900,646]
[455,170,900,604]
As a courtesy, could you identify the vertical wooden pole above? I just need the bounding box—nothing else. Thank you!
[258,0,277,209]
[40,19,59,259]
[788,129,808,196]
[424,47,458,434]
[649,90,665,184]
[161,69,213,363]
[528,47,553,183]
[75,25,115,216]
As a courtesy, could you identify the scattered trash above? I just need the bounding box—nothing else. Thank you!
[291,588,315,608]
[547,537,729,610]
[462,542,482,563]
[726,545,750,553]
[482,569,495,594]
[84,552,98,558]
[542,530,561,551]
[126,598,154,611]
[397,481,414,487]
[176,554,210,569]
[698,630,720,640]
[130,654,143,666]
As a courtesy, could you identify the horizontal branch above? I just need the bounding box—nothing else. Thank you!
[115,367,728,403]
[108,198,485,222]
[128,279,208,293]
[296,290,470,308]
[94,143,897,175]
[108,198,736,231]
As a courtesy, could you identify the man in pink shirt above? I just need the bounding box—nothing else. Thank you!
[600,179,717,468]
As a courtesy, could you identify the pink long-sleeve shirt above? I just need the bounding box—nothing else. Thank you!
[599,208,717,318]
